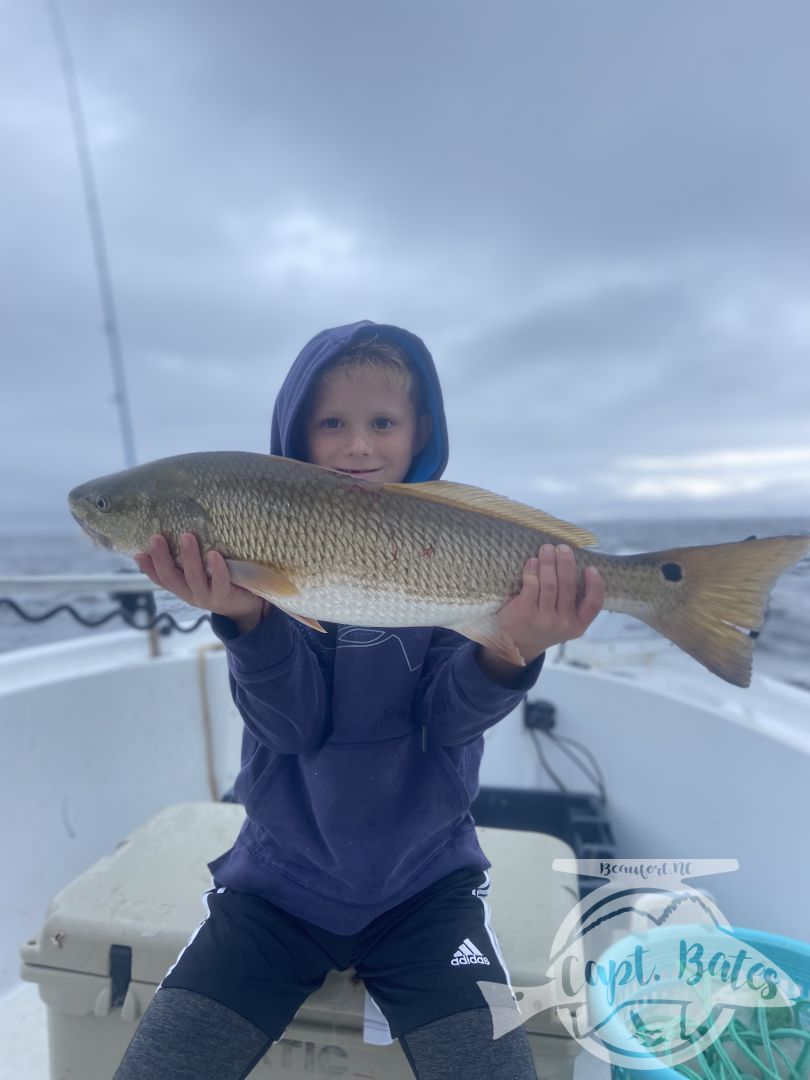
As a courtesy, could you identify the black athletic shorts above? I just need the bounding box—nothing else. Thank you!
[158,867,515,1041]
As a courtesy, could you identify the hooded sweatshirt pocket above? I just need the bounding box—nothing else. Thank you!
[241,731,474,897]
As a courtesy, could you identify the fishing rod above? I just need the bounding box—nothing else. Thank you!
[44,0,137,469]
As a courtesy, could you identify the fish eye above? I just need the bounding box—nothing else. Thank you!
[95,496,111,512]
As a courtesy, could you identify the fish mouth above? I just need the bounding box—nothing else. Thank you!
[70,508,113,550]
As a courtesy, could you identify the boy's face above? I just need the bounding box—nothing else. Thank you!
[304,369,432,484]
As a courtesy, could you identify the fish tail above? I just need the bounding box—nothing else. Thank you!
[638,535,810,687]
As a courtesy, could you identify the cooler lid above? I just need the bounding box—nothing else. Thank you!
[20,801,245,986]
[476,825,580,987]
[475,825,583,1038]
[20,802,582,1033]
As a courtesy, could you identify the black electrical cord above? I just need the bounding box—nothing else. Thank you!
[529,726,608,802]
[546,730,608,803]
[0,597,209,635]
[529,729,566,792]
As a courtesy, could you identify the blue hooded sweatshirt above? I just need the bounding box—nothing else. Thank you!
[207,320,545,934]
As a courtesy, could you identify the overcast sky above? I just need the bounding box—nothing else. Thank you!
[2,0,809,532]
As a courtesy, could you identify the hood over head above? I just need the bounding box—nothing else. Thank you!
[270,321,449,482]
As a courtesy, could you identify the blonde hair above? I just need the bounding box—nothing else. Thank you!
[320,336,422,410]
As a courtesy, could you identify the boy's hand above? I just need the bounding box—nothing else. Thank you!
[134,533,265,627]
[496,544,605,664]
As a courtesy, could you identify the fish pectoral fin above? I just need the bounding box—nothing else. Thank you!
[225,559,327,633]
[382,479,599,548]
[224,559,299,598]
[274,607,327,633]
[449,615,526,667]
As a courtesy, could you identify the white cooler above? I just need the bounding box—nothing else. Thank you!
[20,802,584,1079]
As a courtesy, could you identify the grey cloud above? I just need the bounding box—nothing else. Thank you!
[3,0,810,529]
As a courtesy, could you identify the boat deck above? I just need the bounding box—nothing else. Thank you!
[3,617,807,1077]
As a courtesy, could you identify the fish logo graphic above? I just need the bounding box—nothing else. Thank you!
[336,627,423,672]
[477,859,803,1071]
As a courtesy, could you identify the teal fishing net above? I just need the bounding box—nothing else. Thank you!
[611,997,810,1080]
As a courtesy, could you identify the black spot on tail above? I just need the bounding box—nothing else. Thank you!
[661,562,683,582]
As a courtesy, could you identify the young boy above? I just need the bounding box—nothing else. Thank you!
[117,320,604,1080]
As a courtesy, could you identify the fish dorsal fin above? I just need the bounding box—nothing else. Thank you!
[383,480,600,548]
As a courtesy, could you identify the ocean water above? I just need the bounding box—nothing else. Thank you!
[0,516,809,691]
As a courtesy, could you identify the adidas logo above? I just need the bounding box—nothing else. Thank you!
[450,938,491,966]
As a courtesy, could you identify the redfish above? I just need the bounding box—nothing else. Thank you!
[68,451,810,687]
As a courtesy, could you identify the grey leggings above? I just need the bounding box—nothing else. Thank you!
[114,986,538,1080]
